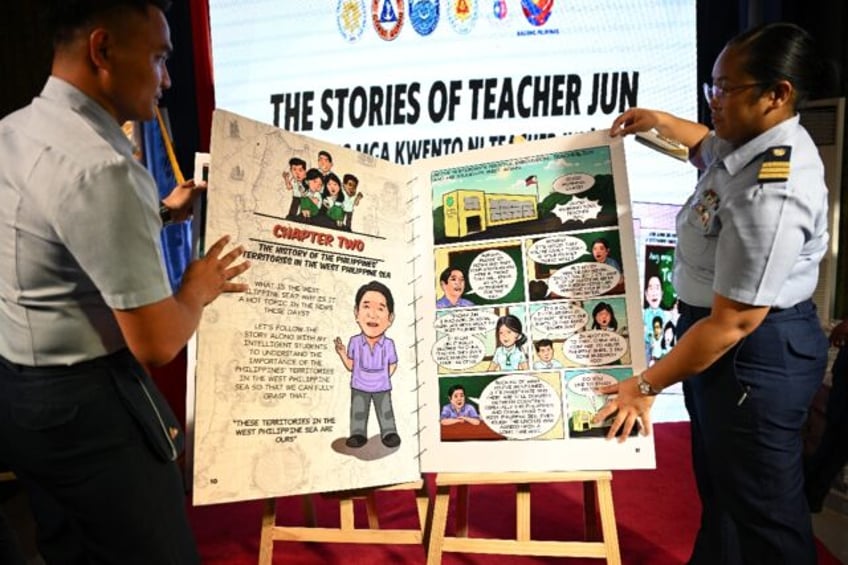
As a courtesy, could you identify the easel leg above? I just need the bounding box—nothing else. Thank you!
[516,484,531,542]
[365,493,380,529]
[339,498,354,530]
[416,484,430,545]
[455,485,469,537]
[426,484,451,565]
[596,479,621,565]
[258,499,276,565]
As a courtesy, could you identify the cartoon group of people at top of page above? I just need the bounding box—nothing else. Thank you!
[283,150,363,231]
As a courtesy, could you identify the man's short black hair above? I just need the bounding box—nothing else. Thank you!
[534,339,553,351]
[44,0,172,45]
[354,281,394,315]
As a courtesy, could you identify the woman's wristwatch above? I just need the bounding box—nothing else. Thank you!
[637,372,663,396]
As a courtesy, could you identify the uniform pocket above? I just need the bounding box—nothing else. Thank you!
[786,332,824,361]
[111,366,184,462]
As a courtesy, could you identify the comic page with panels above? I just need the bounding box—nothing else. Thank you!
[412,131,655,473]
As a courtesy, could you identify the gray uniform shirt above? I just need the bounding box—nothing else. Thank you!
[0,77,172,365]
[673,115,828,309]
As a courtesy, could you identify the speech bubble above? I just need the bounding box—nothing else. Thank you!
[548,263,620,299]
[433,309,500,336]
[552,173,595,195]
[566,372,618,412]
[527,234,589,265]
[432,335,486,370]
[530,303,589,338]
[563,330,628,366]
[467,249,518,300]
[567,372,619,396]
[474,374,561,440]
[551,197,602,223]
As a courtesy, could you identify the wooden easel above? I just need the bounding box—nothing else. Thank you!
[426,471,621,565]
[258,479,428,564]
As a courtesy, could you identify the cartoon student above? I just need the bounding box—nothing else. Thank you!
[533,338,563,370]
[300,168,324,219]
[488,314,528,371]
[436,266,474,308]
[341,173,363,231]
[591,237,622,272]
[334,281,401,449]
[283,157,306,218]
[439,384,481,426]
[322,172,346,227]
[591,301,619,332]
[317,149,333,180]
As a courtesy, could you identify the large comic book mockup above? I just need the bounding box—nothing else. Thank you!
[192,109,653,505]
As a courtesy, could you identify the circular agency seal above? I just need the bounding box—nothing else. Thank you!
[372,0,406,41]
[492,0,508,22]
[337,0,367,43]
[447,0,479,35]
[409,0,439,36]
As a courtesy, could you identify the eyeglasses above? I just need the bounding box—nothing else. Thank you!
[702,82,767,101]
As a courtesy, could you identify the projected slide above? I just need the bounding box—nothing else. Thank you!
[208,0,697,205]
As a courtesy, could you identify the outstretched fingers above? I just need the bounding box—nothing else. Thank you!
[205,235,251,293]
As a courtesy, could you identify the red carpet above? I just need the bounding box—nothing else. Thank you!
[187,422,840,564]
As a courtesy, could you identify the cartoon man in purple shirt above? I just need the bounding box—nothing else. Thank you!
[334,281,400,449]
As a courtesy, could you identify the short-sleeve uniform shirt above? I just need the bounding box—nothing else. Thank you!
[673,115,828,309]
[0,78,172,365]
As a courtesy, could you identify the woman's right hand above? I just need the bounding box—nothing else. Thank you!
[609,108,663,137]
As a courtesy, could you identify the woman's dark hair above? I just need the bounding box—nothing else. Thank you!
[728,22,834,109]
[591,301,618,330]
[322,172,345,203]
[495,314,527,349]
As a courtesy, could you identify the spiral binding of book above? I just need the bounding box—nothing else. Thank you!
[405,187,428,463]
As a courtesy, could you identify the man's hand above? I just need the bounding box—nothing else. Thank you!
[180,235,250,306]
[161,179,206,223]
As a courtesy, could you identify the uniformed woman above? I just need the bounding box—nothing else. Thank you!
[600,23,833,564]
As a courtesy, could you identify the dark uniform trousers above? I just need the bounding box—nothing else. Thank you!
[0,349,199,564]
[678,299,826,565]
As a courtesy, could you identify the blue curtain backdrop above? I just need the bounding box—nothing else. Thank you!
[142,117,192,291]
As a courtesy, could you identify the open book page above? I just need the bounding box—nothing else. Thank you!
[192,110,420,504]
[412,131,656,473]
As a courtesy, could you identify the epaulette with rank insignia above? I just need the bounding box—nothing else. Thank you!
[757,146,791,183]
